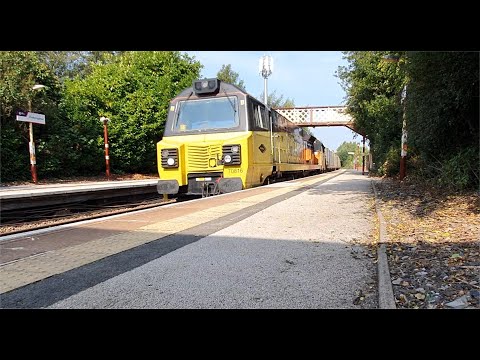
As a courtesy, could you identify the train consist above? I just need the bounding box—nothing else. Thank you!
[156,78,340,196]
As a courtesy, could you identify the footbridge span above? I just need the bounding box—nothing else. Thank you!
[274,106,364,136]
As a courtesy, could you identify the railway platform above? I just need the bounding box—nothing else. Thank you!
[0,179,159,211]
[0,169,377,309]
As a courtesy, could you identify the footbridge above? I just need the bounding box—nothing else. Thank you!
[274,106,364,136]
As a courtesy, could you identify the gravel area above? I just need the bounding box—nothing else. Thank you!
[49,171,378,309]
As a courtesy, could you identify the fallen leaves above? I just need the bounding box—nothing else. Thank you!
[415,293,426,300]
[376,178,480,309]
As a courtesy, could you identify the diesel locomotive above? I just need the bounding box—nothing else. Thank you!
[156,78,340,197]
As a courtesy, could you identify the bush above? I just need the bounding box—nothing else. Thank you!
[411,146,479,190]
[438,147,479,190]
[0,125,30,182]
[378,146,400,177]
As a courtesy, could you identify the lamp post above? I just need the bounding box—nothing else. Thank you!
[383,53,408,180]
[28,84,46,184]
[100,116,111,180]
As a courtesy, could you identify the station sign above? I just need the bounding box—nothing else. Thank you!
[16,111,46,125]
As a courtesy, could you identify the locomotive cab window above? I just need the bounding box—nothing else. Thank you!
[174,97,239,132]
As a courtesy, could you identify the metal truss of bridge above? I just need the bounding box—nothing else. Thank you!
[275,106,364,136]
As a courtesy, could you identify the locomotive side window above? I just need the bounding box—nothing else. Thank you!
[255,106,266,129]
[247,98,268,130]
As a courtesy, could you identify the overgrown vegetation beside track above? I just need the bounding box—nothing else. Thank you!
[338,51,479,191]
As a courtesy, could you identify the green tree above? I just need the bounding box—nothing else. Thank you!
[0,51,64,181]
[35,51,83,80]
[337,51,405,176]
[259,90,295,108]
[1,51,202,182]
[216,64,245,90]
[338,51,479,189]
[36,51,122,81]
[405,52,479,189]
[62,51,202,174]
[336,141,367,169]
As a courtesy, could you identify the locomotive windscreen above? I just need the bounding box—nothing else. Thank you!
[174,97,239,132]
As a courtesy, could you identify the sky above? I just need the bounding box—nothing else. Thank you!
[186,51,362,151]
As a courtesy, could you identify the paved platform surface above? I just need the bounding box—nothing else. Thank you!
[0,170,377,309]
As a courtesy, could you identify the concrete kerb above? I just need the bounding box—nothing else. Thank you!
[371,179,396,309]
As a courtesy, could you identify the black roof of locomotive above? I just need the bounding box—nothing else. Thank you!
[177,79,253,99]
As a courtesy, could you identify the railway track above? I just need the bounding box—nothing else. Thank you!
[0,174,317,238]
[0,193,191,237]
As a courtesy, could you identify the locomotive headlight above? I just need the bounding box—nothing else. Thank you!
[222,144,241,166]
[193,78,220,94]
[160,148,178,168]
